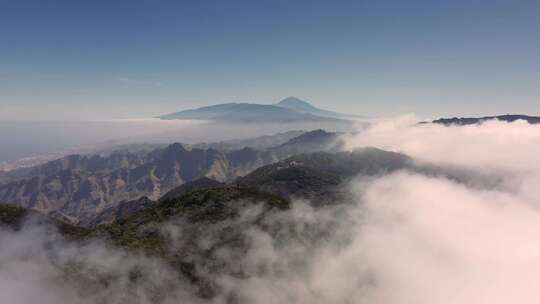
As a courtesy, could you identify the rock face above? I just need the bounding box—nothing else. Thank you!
[0,130,342,222]
[81,196,155,227]
[0,144,229,217]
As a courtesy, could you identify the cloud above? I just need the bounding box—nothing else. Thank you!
[0,221,198,304]
[346,172,540,304]
[342,115,540,171]
[326,117,540,303]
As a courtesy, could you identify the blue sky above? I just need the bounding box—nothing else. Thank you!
[1,0,539,120]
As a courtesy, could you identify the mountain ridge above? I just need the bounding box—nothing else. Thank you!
[0,130,344,223]
[432,114,540,125]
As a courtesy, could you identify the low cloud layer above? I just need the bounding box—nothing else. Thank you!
[337,117,540,303]
[2,117,540,303]
[343,115,540,170]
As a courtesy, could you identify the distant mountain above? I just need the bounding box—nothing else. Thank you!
[0,130,311,184]
[0,152,146,184]
[158,97,358,122]
[275,96,363,119]
[432,114,540,126]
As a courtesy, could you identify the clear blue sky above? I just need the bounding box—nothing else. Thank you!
[1,0,539,120]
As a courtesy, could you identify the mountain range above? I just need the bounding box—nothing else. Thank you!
[158,97,361,122]
[0,130,344,225]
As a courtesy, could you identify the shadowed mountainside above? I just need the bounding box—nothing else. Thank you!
[237,148,412,204]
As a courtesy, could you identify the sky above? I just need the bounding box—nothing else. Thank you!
[1,0,539,120]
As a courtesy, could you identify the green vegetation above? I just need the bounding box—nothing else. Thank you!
[0,203,89,239]
[92,186,289,256]
[0,203,29,229]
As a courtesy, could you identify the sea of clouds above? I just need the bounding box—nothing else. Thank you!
[2,116,540,303]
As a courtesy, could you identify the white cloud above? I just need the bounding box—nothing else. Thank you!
[342,115,540,171]
[346,172,540,304]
